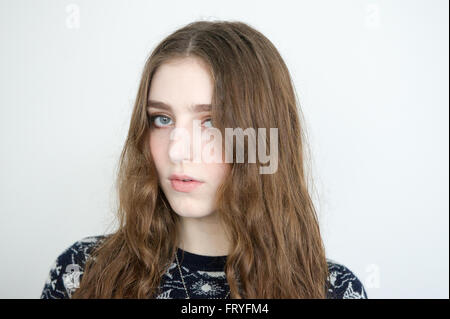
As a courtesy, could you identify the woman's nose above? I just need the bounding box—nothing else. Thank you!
[168,127,192,163]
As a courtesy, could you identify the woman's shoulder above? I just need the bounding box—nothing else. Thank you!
[325,258,368,299]
[41,238,369,299]
[50,235,108,268]
[40,235,109,299]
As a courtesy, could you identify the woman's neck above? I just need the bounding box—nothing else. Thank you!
[177,212,230,257]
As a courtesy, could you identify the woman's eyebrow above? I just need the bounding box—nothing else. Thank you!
[147,100,211,113]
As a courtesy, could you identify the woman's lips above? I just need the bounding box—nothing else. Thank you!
[170,179,204,193]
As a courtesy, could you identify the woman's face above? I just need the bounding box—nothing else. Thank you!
[148,56,230,219]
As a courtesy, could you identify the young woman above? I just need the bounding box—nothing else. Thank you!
[41,20,367,299]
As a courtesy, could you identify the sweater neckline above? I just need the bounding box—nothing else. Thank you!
[176,247,227,271]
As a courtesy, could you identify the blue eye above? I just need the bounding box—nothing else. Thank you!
[148,115,213,128]
[150,115,173,128]
[203,118,213,128]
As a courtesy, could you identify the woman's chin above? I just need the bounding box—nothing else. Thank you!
[172,208,216,219]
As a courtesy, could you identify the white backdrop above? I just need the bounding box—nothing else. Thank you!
[0,0,448,299]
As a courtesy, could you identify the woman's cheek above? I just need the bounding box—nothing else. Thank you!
[201,129,225,164]
[150,132,167,166]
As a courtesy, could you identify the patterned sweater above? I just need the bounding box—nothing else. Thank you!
[40,235,368,299]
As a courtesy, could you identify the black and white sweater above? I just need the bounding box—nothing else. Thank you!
[40,235,368,299]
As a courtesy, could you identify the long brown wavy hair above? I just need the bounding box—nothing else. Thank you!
[72,20,330,299]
